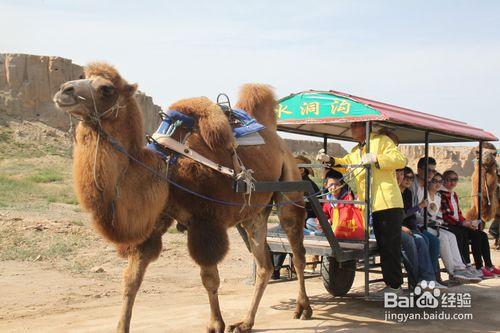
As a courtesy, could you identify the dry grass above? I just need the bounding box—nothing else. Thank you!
[0,120,76,208]
[0,220,93,262]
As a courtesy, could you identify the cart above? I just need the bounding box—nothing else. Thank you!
[236,89,498,298]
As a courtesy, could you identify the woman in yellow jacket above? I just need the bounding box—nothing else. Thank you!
[317,122,407,298]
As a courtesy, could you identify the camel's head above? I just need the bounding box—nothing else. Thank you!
[475,142,498,169]
[53,62,137,121]
[166,97,235,151]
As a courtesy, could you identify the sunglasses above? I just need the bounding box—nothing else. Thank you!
[445,177,459,182]
[404,175,414,180]
[428,168,436,173]
[431,179,444,184]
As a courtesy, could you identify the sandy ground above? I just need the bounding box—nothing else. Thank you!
[1,208,500,333]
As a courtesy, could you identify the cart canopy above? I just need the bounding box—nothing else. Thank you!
[277,90,498,144]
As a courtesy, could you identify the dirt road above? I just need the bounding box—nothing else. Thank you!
[1,210,499,333]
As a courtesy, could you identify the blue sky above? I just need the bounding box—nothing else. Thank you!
[1,0,499,146]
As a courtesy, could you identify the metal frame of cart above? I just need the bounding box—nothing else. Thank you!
[237,89,498,298]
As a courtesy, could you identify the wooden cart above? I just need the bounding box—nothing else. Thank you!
[237,90,497,298]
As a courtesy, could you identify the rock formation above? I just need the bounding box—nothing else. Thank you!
[284,139,347,158]
[399,145,479,176]
[0,53,161,134]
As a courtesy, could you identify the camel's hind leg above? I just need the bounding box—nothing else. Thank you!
[275,193,312,320]
[228,207,274,333]
[116,219,171,333]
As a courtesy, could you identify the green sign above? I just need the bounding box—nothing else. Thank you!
[276,92,382,123]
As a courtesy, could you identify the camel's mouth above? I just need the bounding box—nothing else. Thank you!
[53,91,86,116]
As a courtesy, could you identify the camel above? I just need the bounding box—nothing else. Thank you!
[53,62,312,333]
[465,143,499,245]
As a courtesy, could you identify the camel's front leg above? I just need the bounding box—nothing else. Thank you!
[229,211,273,333]
[200,265,225,333]
[116,230,164,333]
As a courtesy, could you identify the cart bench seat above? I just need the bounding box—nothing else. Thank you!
[267,225,378,261]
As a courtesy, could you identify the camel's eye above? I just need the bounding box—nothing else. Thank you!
[100,85,115,97]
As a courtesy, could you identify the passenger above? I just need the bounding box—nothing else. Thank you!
[408,157,441,282]
[440,170,500,278]
[414,171,481,283]
[320,170,363,237]
[396,168,447,289]
[317,122,406,299]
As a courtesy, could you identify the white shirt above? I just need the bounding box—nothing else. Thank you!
[417,183,425,203]
[428,192,442,220]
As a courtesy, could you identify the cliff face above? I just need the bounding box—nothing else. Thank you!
[398,145,478,176]
[284,139,347,159]
[0,53,161,135]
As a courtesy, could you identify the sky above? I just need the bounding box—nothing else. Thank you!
[1,0,499,147]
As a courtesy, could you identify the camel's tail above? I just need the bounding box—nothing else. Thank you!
[236,83,277,131]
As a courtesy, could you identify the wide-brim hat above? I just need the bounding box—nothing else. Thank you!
[294,154,314,176]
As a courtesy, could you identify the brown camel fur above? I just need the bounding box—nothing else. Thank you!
[54,63,312,333]
[465,142,498,223]
[54,62,171,245]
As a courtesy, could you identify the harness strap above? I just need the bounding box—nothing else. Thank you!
[231,147,243,174]
[152,134,235,177]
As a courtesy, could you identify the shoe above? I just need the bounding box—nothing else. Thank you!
[433,281,448,289]
[370,286,403,301]
[467,265,483,278]
[479,267,495,279]
[271,270,280,280]
[451,270,482,284]
[488,266,500,275]
[463,268,484,281]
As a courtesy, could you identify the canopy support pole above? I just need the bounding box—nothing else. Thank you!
[364,121,372,298]
[323,135,328,154]
[423,131,429,228]
[478,141,483,223]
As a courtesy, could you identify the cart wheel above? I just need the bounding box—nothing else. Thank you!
[321,257,356,296]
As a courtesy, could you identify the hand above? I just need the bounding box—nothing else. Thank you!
[316,149,332,164]
[361,153,378,165]
[419,199,428,209]
[402,226,413,235]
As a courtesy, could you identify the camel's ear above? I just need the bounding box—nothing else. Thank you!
[124,83,138,97]
[198,104,234,151]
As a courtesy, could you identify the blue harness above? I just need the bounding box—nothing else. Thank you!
[146,109,195,160]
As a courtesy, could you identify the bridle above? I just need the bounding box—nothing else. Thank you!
[65,78,124,127]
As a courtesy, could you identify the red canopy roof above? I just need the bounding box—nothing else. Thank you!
[332,90,497,142]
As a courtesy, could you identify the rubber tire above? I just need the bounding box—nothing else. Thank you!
[321,257,356,297]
